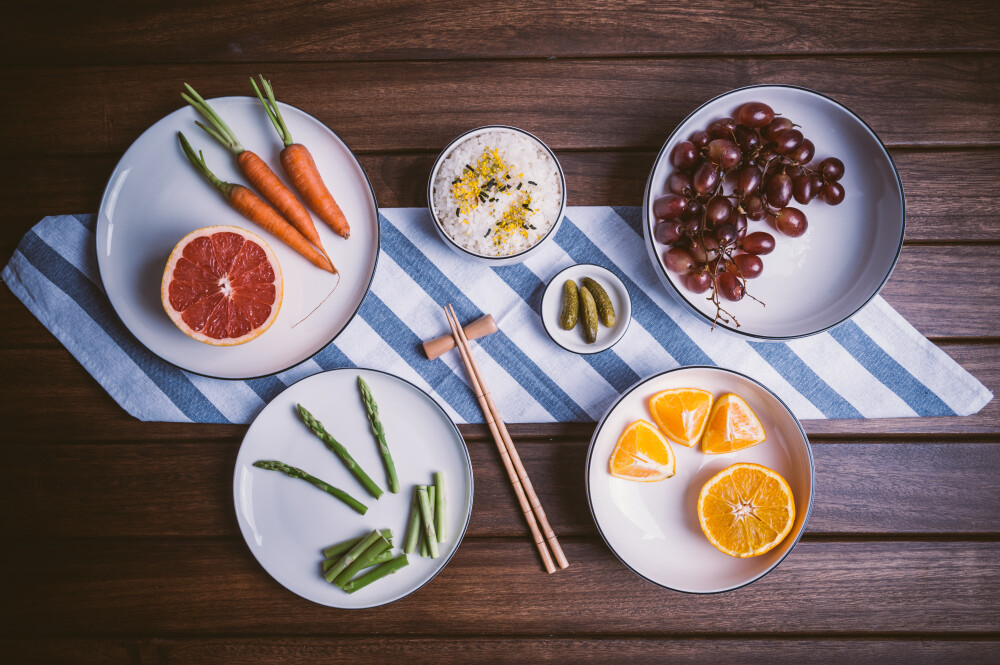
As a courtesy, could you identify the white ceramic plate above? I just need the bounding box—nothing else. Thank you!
[234,368,473,608]
[96,97,379,379]
[586,366,814,593]
[643,85,904,340]
[539,264,631,354]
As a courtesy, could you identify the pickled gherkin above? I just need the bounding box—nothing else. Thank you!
[582,277,615,327]
[578,286,599,344]
[559,280,579,330]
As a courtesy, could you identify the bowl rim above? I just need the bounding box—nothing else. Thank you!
[539,263,633,355]
[642,83,906,341]
[585,364,815,594]
[426,124,568,262]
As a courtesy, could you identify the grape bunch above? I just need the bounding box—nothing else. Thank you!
[652,101,846,327]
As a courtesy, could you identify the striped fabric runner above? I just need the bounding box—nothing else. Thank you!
[2,209,991,425]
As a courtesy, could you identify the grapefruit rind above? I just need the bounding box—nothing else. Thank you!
[161,225,283,346]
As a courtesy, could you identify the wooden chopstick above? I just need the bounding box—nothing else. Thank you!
[446,304,569,571]
[443,306,558,574]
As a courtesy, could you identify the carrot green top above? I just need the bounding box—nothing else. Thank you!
[251,75,295,148]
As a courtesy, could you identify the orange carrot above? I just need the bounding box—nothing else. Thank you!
[181,84,329,257]
[252,75,351,239]
[178,132,336,274]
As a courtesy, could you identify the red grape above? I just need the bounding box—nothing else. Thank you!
[792,174,815,204]
[692,161,720,194]
[773,128,804,155]
[761,117,794,141]
[790,138,815,163]
[775,207,808,237]
[765,173,793,208]
[718,272,745,301]
[671,141,699,170]
[734,125,762,153]
[685,271,712,294]
[707,139,742,169]
[687,239,709,264]
[735,165,762,194]
[733,253,764,279]
[654,220,683,244]
[713,223,738,246]
[708,117,736,139]
[742,231,776,255]
[667,172,692,195]
[744,196,765,221]
[653,194,686,220]
[821,181,845,205]
[706,196,734,224]
[819,157,845,181]
[664,248,695,273]
[737,102,775,129]
[689,130,711,149]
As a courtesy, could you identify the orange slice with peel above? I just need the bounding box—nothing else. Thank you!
[697,462,795,558]
[648,388,714,447]
[609,420,676,482]
[701,393,766,454]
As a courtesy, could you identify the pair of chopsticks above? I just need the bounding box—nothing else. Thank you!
[443,304,569,573]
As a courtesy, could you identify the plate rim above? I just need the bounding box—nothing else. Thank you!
[94,96,381,381]
[641,83,906,341]
[539,262,632,355]
[584,364,815,594]
[232,366,475,609]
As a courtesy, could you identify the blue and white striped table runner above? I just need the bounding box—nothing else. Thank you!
[2,209,991,424]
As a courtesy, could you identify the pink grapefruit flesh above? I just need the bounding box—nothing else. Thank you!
[161,225,283,346]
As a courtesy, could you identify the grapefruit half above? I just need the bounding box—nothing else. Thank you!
[161,225,283,346]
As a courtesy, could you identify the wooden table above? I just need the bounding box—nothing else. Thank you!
[2,2,999,662]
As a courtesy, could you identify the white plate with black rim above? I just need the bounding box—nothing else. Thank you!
[643,84,904,340]
[233,368,474,609]
[96,96,379,379]
[539,263,631,354]
[586,365,814,594]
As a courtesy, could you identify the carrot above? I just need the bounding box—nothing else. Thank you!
[181,84,329,258]
[251,75,351,239]
[178,132,336,274]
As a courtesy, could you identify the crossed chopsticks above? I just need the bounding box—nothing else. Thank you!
[443,304,569,573]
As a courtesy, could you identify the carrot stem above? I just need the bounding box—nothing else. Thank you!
[182,84,243,154]
[251,75,294,147]
[177,132,233,196]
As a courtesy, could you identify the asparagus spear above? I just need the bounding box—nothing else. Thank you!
[333,536,393,587]
[252,461,367,515]
[434,471,446,543]
[403,488,422,554]
[323,549,392,572]
[324,529,382,583]
[358,376,400,493]
[342,554,410,594]
[322,529,392,559]
[297,404,383,499]
[417,486,439,558]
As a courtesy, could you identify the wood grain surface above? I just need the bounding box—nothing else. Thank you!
[1,0,998,662]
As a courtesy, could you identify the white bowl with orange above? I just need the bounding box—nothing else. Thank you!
[586,365,813,593]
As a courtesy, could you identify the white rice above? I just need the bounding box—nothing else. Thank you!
[432,129,562,257]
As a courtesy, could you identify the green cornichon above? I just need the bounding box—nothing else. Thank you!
[582,277,615,327]
[578,285,599,344]
[558,279,579,330]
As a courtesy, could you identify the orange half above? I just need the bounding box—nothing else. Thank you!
[701,393,766,454]
[609,420,676,482]
[697,463,795,558]
[649,388,714,447]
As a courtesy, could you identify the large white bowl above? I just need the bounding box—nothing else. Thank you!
[586,365,814,594]
[643,85,905,340]
[427,125,567,266]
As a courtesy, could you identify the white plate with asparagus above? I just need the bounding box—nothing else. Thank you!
[233,367,474,608]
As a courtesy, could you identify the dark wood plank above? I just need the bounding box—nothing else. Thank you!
[0,340,993,442]
[6,0,999,65]
[2,57,997,157]
[138,637,1000,665]
[0,639,136,664]
[3,148,997,262]
[2,441,997,538]
[2,539,997,635]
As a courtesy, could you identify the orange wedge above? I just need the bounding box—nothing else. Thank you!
[648,388,714,447]
[609,420,676,482]
[701,393,766,454]
[697,463,795,558]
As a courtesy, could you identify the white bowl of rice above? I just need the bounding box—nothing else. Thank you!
[428,126,566,265]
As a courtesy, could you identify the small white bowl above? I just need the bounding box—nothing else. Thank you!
[643,85,905,340]
[540,264,632,354]
[586,365,814,594]
[427,125,567,266]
